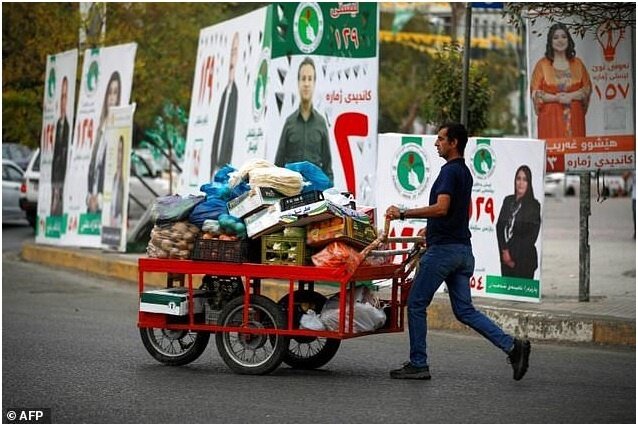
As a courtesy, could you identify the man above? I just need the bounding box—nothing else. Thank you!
[275,56,333,182]
[51,76,70,216]
[210,32,239,177]
[385,122,531,381]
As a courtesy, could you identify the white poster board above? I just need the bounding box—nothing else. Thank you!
[376,134,546,303]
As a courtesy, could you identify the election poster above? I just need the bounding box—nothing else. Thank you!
[100,104,135,252]
[265,2,379,206]
[180,7,268,194]
[376,134,546,303]
[63,43,137,248]
[527,17,634,172]
[35,48,78,245]
[180,3,379,207]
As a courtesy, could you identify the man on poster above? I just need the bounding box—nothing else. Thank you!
[51,76,70,216]
[210,32,240,176]
[275,56,333,182]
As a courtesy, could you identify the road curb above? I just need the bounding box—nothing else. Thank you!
[426,298,635,347]
[20,243,635,347]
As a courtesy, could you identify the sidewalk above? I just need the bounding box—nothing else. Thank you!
[20,234,635,347]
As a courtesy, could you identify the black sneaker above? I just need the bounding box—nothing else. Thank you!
[390,362,431,380]
[507,338,531,381]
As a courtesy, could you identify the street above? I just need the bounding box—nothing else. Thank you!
[2,250,635,423]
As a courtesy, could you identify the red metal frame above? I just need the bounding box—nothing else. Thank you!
[137,257,413,340]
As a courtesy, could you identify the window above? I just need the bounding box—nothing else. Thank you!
[3,164,23,182]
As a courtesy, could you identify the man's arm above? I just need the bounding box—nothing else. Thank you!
[385,194,451,220]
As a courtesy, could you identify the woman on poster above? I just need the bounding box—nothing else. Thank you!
[87,71,122,213]
[530,22,592,138]
[496,165,541,279]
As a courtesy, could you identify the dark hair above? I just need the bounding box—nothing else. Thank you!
[297,57,316,81]
[438,122,468,155]
[101,71,122,123]
[545,23,576,61]
[514,165,535,201]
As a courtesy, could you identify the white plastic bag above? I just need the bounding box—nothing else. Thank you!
[319,301,386,333]
[300,309,325,331]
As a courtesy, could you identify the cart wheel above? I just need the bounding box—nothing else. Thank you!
[139,328,210,366]
[278,290,341,369]
[215,295,288,375]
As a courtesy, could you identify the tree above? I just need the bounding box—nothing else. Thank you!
[503,3,636,36]
[2,3,79,147]
[421,44,492,135]
[2,3,264,148]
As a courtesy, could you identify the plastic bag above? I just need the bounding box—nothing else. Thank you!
[188,196,229,227]
[300,309,325,331]
[311,242,363,274]
[151,195,205,224]
[319,302,386,333]
[285,161,332,192]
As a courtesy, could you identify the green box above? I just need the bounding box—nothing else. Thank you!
[261,234,311,266]
[140,288,206,316]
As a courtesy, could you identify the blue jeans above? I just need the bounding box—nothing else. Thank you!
[407,244,515,367]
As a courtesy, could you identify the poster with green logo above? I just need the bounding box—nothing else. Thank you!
[35,49,78,245]
[63,43,137,248]
[180,3,379,207]
[376,133,546,303]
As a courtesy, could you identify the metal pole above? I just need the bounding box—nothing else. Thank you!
[579,173,590,302]
[460,3,472,126]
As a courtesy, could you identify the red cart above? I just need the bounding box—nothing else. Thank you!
[137,225,423,375]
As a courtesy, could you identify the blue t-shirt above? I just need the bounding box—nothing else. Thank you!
[426,158,473,247]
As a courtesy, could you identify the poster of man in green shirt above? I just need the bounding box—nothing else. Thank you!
[274,57,333,182]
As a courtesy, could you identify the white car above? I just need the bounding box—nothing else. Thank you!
[544,172,628,198]
[19,147,171,228]
[3,159,27,223]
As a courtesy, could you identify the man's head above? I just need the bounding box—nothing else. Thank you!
[435,122,468,160]
[228,32,239,84]
[297,57,316,105]
[60,77,68,119]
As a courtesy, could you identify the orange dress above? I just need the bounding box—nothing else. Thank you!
[530,57,592,138]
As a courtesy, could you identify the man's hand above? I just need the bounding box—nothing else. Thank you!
[501,249,515,268]
[385,205,400,220]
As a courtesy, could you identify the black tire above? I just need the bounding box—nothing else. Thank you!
[139,327,210,366]
[278,290,341,369]
[26,211,36,229]
[215,295,288,375]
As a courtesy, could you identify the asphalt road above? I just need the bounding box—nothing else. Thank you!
[2,253,635,424]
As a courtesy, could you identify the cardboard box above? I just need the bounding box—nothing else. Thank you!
[357,205,376,226]
[139,288,206,316]
[306,216,377,248]
[227,187,283,218]
[244,203,284,238]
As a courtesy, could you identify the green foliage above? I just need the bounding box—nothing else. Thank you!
[421,44,492,135]
[2,3,79,147]
[378,42,431,133]
[141,102,188,165]
[503,3,635,36]
[2,2,265,147]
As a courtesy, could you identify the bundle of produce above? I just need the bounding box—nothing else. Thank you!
[147,221,200,259]
[200,214,247,240]
[248,167,303,196]
[228,158,273,188]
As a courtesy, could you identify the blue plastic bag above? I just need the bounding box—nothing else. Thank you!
[285,161,332,192]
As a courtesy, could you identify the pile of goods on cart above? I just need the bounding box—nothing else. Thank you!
[140,159,393,332]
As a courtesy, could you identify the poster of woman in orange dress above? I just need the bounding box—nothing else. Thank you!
[530,22,592,139]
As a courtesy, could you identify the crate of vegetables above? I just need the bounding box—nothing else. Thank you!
[192,234,249,263]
